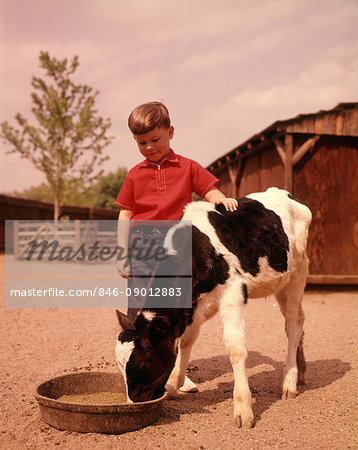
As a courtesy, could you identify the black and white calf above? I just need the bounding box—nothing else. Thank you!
[116,187,312,428]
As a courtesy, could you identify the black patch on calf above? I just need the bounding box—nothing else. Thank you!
[242,284,248,304]
[191,225,229,297]
[118,328,136,343]
[210,198,289,276]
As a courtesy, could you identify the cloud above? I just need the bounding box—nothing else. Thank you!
[198,55,358,163]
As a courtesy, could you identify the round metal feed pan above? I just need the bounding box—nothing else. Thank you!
[35,371,166,434]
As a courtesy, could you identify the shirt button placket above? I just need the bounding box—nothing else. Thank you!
[156,164,166,194]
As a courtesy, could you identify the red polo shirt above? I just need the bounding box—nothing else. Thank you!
[115,150,219,220]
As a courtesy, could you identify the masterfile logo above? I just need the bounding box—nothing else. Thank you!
[5,220,192,308]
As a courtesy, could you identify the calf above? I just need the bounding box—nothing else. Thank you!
[116,187,312,428]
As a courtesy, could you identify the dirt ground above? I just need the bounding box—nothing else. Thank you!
[0,253,357,449]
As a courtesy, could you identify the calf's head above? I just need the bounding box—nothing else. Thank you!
[115,309,177,402]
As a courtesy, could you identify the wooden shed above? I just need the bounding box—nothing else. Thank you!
[207,103,358,284]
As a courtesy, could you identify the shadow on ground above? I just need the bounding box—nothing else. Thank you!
[157,352,351,426]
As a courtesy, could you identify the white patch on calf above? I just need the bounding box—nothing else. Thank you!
[238,256,289,298]
[164,237,177,255]
[164,202,218,255]
[142,311,156,322]
[115,340,134,403]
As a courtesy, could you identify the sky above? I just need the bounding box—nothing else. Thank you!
[0,0,357,194]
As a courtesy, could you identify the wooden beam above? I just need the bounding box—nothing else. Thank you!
[228,165,237,197]
[307,274,358,285]
[228,159,244,198]
[292,136,319,166]
[273,138,286,165]
[228,165,237,182]
[284,134,293,193]
[236,159,244,197]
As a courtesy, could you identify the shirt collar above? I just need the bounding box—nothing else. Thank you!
[138,149,179,168]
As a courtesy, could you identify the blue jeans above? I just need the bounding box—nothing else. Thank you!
[127,226,168,321]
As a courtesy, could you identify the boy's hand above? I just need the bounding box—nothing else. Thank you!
[204,187,238,212]
[117,258,131,278]
[217,197,238,212]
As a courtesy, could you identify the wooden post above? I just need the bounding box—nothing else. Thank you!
[13,221,19,259]
[75,220,81,249]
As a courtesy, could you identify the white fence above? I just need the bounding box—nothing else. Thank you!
[13,221,117,260]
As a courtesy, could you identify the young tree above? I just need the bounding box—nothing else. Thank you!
[1,51,114,219]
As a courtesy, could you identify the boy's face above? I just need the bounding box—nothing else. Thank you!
[134,126,174,164]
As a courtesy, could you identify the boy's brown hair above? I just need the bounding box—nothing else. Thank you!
[128,101,171,135]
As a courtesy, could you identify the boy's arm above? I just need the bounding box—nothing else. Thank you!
[204,187,238,212]
[117,208,132,278]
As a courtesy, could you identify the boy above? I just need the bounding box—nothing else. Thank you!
[115,102,237,391]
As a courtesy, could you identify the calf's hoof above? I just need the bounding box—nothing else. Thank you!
[165,383,179,399]
[235,416,255,429]
[281,390,298,400]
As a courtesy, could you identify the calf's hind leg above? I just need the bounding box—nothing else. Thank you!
[219,280,254,428]
[296,331,306,386]
[275,264,308,399]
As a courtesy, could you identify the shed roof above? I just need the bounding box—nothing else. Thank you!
[207,102,358,170]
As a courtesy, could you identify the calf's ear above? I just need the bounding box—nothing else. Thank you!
[116,309,135,330]
[149,317,170,342]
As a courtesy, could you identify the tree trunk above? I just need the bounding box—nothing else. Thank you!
[54,193,60,221]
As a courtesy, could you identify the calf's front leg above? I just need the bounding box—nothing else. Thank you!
[166,320,200,396]
[219,280,254,429]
